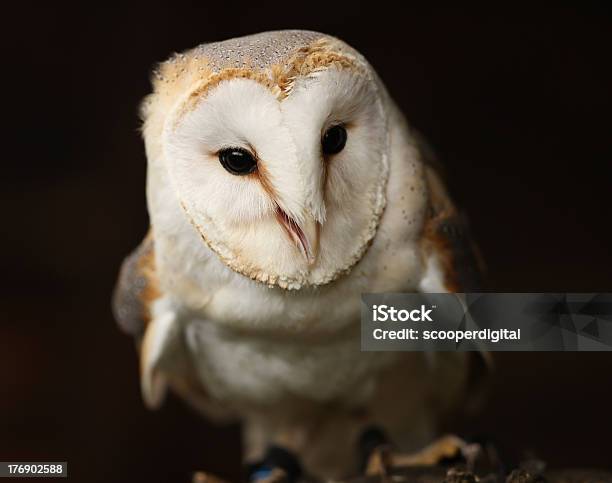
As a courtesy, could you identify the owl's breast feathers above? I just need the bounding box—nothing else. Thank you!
[112,232,159,338]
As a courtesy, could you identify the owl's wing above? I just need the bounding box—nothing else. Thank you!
[416,150,491,416]
[112,232,173,407]
[112,232,158,337]
[419,162,485,293]
[112,233,229,417]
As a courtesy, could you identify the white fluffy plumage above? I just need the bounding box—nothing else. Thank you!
[115,30,481,479]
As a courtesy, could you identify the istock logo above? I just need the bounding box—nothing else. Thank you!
[372,304,436,322]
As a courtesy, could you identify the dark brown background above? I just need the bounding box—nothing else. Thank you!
[1,5,611,483]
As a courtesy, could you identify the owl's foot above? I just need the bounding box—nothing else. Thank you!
[359,428,480,476]
[192,472,230,483]
[246,446,302,483]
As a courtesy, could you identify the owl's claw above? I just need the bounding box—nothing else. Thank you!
[192,471,231,483]
[357,426,391,474]
[363,433,480,476]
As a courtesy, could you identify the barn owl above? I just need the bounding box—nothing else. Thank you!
[113,30,484,480]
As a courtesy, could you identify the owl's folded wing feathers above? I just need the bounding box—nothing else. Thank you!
[112,232,159,337]
[419,158,491,417]
[421,163,486,293]
[112,234,231,417]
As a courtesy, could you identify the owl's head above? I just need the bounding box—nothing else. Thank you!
[143,31,390,289]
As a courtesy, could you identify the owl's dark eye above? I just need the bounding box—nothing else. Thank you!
[218,147,257,175]
[321,124,347,155]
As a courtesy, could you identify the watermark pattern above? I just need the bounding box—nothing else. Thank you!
[361,293,612,351]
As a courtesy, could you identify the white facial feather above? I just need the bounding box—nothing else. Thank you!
[166,80,291,222]
[281,69,388,284]
[162,61,388,288]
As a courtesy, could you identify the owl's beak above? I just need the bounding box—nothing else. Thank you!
[276,209,319,265]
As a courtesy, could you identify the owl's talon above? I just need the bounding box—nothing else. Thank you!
[393,435,473,467]
[365,446,394,476]
[364,434,477,475]
[358,425,392,474]
[192,471,230,483]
